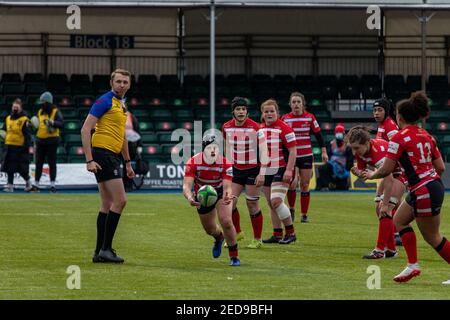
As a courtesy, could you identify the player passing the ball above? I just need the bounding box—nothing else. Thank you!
[183,134,240,266]
[363,91,450,283]
[346,126,406,259]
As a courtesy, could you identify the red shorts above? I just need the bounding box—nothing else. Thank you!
[406,179,445,217]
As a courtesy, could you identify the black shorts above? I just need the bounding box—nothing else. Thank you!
[263,167,287,187]
[232,166,260,186]
[92,147,122,183]
[406,179,445,217]
[295,155,313,170]
[196,187,223,215]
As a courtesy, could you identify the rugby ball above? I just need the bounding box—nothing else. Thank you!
[30,116,39,130]
[197,185,218,207]
[0,129,6,141]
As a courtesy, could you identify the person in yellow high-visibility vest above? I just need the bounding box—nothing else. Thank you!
[1,98,32,192]
[29,91,64,193]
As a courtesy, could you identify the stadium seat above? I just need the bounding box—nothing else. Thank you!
[177,121,194,131]
[64,134,81,147]
[73,95,94,108]
[156,131,176,144]
[67,146,85,163]
[139,121,154,132]
[130,108,149,120]
[78,107,90,120]
[406,75,422,92]
[59,107,79,120]
[63,121,81,133]
[171,108,194,121]
[155,121,176,131]
[2,83,25,95]
[70,74,92,94]
[57,146,67,162]
[92,75,111,95]
[24,73,44,83]
[1,73,21,83]
[141,132,158,144]
[25,82,47,95]
[149,108,172,121]
[142,144,163,163]
[48,74,71,94]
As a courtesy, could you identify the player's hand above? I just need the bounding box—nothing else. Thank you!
[380,203,392,218]
[188,196,201,209]
[283,169,293,184]
[361,170,374,181]
[322,151,329,163]
[87,161,102,173]
[255,174,264,187]
[126,163,135,178]
[350,166,360,177]
[137,147,143,155]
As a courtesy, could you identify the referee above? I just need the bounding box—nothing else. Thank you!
[81,68,135,263]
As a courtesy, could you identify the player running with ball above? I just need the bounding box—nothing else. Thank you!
[183,134,240,266]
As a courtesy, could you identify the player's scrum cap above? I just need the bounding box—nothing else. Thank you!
[231,96,248,111]
[202,134,218,151]
[373,98,392,112]
[38,91,53,104]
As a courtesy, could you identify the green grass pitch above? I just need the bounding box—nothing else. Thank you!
[0,192,449,300]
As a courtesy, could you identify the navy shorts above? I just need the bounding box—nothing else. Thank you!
[263,167,287,187]
[232,166,260,186]
[92,147,122,183]
[406,179,445,217]
[295,155,313,170]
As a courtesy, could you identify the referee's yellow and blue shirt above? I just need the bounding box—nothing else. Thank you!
[90,91,127,154]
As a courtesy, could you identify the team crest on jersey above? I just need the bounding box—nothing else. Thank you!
[226,167,233,177]
[404,136,411,142]
[388,141,399,154]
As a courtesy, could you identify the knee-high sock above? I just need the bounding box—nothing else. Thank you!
[232,208,241,233]
[435,237,450,264]
[399,227,418,264]
[300,191,310,215]
[250,211,263,240]
[102,210,121,251]
[95,211,108,254]
[287,190,296,209]
[377,216,395,251]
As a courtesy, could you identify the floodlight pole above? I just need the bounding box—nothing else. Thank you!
[210,0,216,131]
[416,10,436,92]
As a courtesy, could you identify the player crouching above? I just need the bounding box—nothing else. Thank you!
[183,134,240,266]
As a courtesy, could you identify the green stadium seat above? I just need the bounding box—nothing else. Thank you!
[54,95,75,108]
[67,146,85,163]
[142,144,164,163]
[149,108,172,121]
[64,134,81,147]
[64,121,81,133]
[130,108,149,120]
[156,131,175,144]
[92,75,110,94]
[155,121,176,131]
[74,95,94,108]
[1,73,21,83]
[141,132,158,144]
[78,107,90,120]
[177,121,194,131]
[24,73,44,83]
[25,82,47,95]
[442,135,450,146]
[60,107,79,120]
[2,83,25,95]
[57,146,67,162]
[172,108,194,121]
[139,121,154,132]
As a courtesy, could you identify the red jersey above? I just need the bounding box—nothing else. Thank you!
[356,139,404,179]
[222,117,265,170]
[376,117,399,141]
[356,139,390,171]
[281,111,321,158]
[259,118,297,168]
[387,125,441,192]
[184,153,233,192]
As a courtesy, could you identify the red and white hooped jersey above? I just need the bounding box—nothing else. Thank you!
[376,117,399,141]
[184,153,233,192]
[222,117,265,170]
[281,111,321,158]
[387,125,441,192]
[355,139,403,178]
[259,118,296,168]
